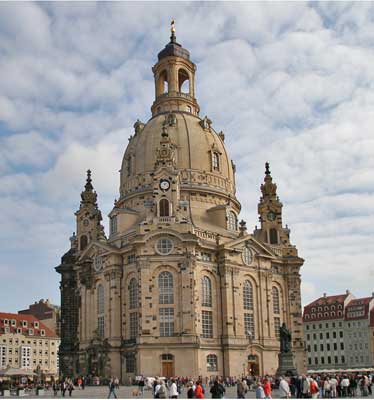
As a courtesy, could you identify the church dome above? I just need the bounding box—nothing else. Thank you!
[120,112,236,198]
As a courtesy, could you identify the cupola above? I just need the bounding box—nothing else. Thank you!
[151,21,200,116]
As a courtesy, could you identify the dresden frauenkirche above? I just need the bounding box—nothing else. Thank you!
[56,27,306,381]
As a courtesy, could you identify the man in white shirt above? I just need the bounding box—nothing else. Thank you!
[169,379,179,399]
[279,377,291,399]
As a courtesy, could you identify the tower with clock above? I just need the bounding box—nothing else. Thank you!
[56,25,306,381]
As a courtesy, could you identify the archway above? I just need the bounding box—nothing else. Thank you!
[247,354,259,376]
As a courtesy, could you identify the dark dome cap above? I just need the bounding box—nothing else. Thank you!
[157,33,190,61]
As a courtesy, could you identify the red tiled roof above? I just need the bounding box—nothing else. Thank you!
[0,312,57,338]
[303,293,349,322]
[345,297,374,320]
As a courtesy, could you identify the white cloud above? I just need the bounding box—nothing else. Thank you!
[0,2,373,312]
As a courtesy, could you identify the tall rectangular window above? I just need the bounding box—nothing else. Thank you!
[126,355,135,373]
[0,346,7,369]
[274,317,281,339]
[110,215,118,235]
[130,312,138,339]
[202,310,213,338]
[97,316,105,338]
[21,346,31,369]
[159,308,174,337]
[244,313,255,339]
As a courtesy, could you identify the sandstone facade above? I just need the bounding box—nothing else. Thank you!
[56,30,306,381]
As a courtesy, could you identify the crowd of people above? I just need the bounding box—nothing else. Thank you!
[131,373,373,399]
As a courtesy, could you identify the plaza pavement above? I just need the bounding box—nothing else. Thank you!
[16,385,374,399]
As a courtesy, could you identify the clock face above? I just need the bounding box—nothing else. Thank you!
[159,179,170,191]
[267,211,276,221]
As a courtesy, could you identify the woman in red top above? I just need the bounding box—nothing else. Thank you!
[195,381,205,399]
[263,377,272,399]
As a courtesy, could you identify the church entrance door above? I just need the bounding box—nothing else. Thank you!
[247,354,259,376]
[162,361,174,377]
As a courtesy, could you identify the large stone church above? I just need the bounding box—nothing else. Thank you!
[56,28,306,381]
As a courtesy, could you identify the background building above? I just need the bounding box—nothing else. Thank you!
[344,296,374,369]
[19,299,61,337]
[0,313,60,377]
[56,29,306,381]
[303,292,374,371]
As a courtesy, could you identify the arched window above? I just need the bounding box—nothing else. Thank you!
[97,284,104,337]
[80,235,88,251]
[272,287,280,314]
[207,354,218,371]
[212,152,220,171]
[243,281,253,310]
[129,278,138,310]
[178,69,190,94]
[202,276,212,307]
[227,211,237,231]
[159,271,174,304]
[269,228,278,244]
[157,70,168,95]
[159,198,170,217]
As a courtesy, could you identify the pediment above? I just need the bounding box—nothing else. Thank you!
[78,240,119,261]
[223,235,277,259]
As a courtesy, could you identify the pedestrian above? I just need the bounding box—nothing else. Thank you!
[310,378,319,399]
[52,381,58,396]
[169,379,179,399]
[210,379,225,399]
[279,376,291,399]
[157,380,168,399]
[237,379,248,399]
[67,380,74,397]
[195,381,205,399]
[107,378,117,399]
[256,383,266,399]
[187,381,195,398]
[138,375,145,397]
[61,380,67,397]
[263,377,272,399]
[324,377,331,398]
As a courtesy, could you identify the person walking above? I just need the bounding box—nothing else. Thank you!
[237,379,248,399]
[195,381,205,399]
[310,378,319,399]
[210,379,225,399]
[67,379,74,397]
[279,377,291,399]
[138,375,145,397]
[255,382,266,399]
[107,378,117,399]
[169,379,179,399]
[157,380,168,399]
[263,377,272,399]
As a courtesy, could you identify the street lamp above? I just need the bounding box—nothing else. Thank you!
[246,330,253,377]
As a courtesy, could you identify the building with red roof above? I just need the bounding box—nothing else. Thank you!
[344,295,374,369]
[0,312,60,376]
[303,291,353,371]
[303,291,374,371]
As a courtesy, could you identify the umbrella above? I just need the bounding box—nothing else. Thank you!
[0,367,36,377]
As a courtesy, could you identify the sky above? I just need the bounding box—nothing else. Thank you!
[0,2,373,313]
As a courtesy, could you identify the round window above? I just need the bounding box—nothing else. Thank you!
[242,247,253,266]
[156,237,173,255]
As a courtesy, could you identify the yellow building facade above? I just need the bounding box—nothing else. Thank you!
[56,30,306,381]
[0,313,60,377]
